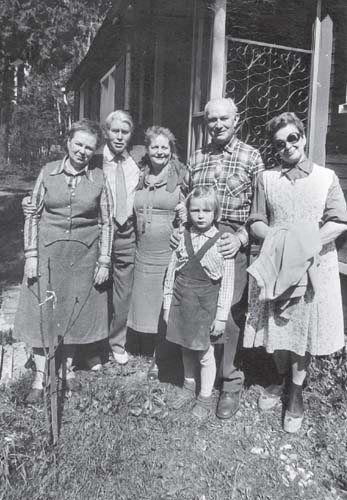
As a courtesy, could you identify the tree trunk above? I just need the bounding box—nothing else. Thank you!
[0,58,14,164]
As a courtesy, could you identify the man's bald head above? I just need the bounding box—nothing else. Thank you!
[204,98,239,147]
[204,98,237,118]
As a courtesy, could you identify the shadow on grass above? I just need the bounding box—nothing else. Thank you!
[126,327,184,386]
[242,347,279,388]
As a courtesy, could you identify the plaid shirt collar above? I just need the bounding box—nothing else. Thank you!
[206,136,239,155]
[50,156,93,181]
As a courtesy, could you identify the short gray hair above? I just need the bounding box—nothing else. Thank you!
[68,119,104,149]
[144,126,177,157]
[105,110,134,133]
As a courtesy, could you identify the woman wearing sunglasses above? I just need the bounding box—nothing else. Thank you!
[244,112,347,432]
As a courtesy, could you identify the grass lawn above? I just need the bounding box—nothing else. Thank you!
[1,171,347,499]
[1,350,347,500]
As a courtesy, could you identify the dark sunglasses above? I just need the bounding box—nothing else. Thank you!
[274,132,302,151]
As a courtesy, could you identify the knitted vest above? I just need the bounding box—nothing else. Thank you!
[39,161,105,247]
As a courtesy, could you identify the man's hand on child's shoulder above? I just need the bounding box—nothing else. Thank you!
[216,232,241,259]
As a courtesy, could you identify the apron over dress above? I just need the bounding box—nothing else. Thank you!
[244,164,345,356]
[166,230,221,351]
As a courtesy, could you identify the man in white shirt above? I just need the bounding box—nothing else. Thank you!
[102,110,141,364]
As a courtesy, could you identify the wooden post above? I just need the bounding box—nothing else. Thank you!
[308,0,333,165]
[153,25,164,124]
[124,40,132,111]
[138,51,145,125]
[209,0,227,100]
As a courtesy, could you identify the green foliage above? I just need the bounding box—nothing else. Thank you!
[0,0,112,170]
[0,0,112,73]
[8,70,66,168]
[226,0,315,49]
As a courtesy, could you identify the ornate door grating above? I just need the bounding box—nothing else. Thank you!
[225,37,312,166]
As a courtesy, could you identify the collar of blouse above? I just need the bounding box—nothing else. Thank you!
[280,158,313,181]
[137,157,186,193]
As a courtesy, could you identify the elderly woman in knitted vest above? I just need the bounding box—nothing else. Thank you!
[14,119,113,403]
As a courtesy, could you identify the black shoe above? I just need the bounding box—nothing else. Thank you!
[216,391,241,419]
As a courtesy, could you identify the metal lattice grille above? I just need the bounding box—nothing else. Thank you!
[226,37,312,166]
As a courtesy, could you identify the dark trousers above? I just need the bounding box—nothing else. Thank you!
[108,218,136,352]
[214,223,248,393]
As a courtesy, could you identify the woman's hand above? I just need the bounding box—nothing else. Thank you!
[22,196,36,217]
[170,227,183,250]
[175,201,187,224]
[93,265,110,286]
[210,319,226,337]
[24,257,38,281]
[216,232,241,258]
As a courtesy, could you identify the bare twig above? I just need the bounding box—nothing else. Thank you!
[231,462,242,500]
[47,257,58,445]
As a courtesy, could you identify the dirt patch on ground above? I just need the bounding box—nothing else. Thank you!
[0,174,35,331]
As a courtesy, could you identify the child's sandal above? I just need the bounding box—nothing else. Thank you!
[192,395,212,420]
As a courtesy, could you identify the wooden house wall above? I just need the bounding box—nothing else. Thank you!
[326,5,347,154]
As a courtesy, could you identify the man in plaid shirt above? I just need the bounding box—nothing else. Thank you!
[181,97,264,419]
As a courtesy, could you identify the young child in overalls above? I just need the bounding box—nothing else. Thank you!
[163,186,234,419]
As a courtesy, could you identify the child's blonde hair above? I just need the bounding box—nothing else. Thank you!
[185,186,220,224]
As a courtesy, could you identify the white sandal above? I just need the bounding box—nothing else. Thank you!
[283,410,304,433]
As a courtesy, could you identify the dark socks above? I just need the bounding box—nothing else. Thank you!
[287,382,304,416]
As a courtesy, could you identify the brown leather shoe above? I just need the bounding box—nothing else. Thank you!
[216,391,241,419]
[25,388,43,405]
